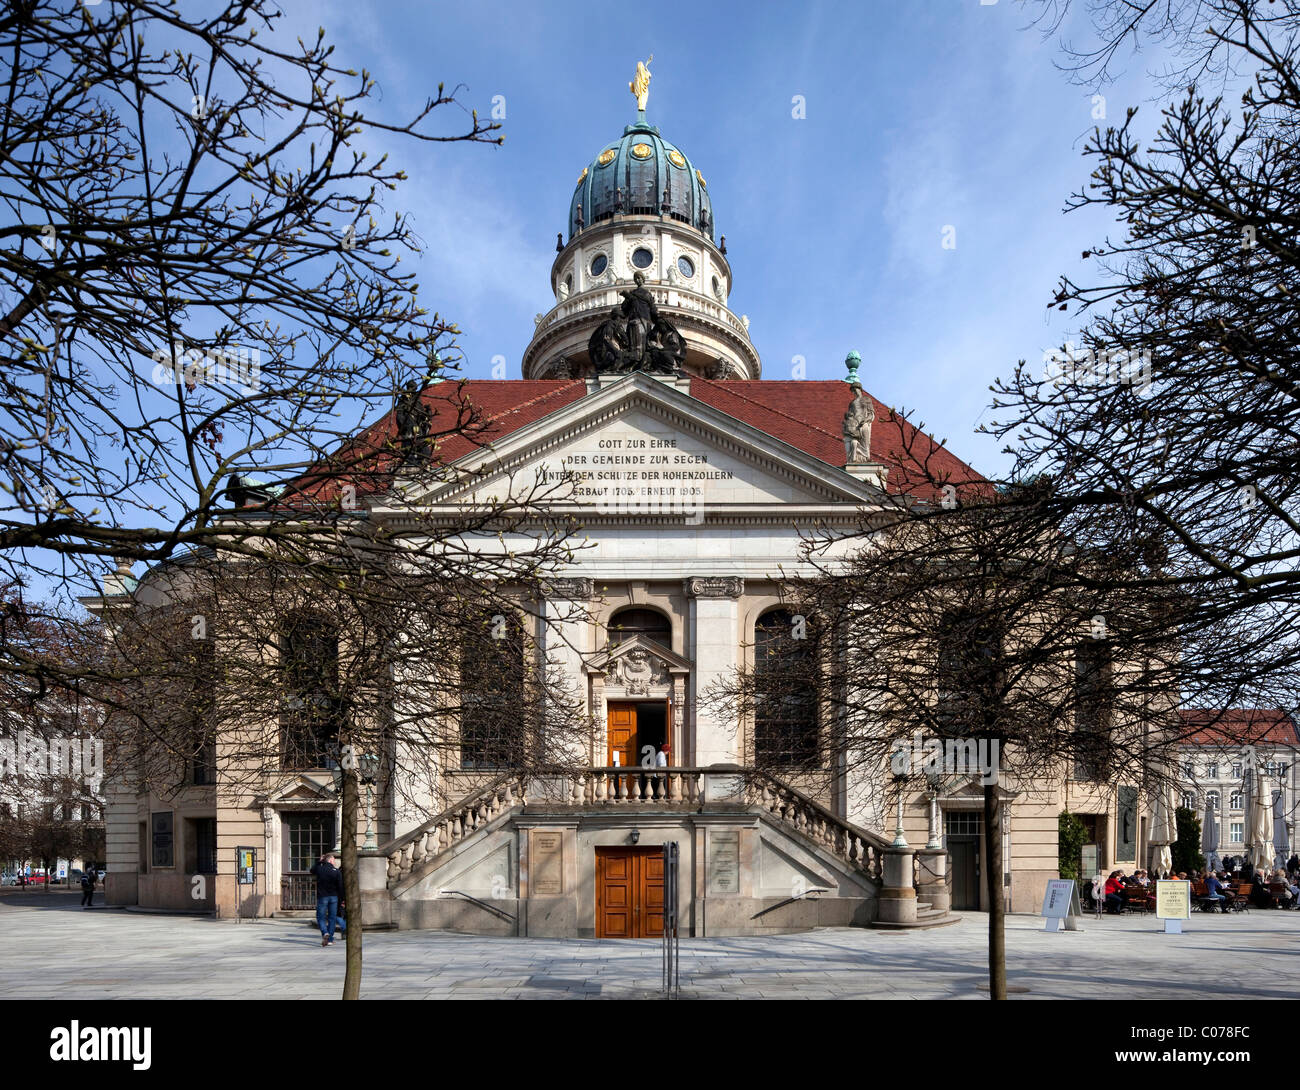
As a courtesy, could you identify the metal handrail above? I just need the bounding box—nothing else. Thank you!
[437,888,516,923]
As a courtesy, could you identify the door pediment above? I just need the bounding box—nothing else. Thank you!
[586,634,690,697]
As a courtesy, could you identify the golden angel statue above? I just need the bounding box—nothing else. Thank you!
[630,55,653,113]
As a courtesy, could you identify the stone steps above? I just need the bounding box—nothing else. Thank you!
[870,900,962,930]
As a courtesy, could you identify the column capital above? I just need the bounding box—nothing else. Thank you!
[542,577,594,600]
[683,576,743,599]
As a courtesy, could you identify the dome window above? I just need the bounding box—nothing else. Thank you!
[565,274,573,294]
[590,254,608,277]
[631,247,654,270]
[677,256,694,278]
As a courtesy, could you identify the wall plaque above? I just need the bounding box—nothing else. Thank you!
[530,830,564,896]
[707,829,740,895]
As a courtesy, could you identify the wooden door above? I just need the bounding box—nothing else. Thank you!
[597,849,635,938]
[596,848,667,938]
[607,702,637,767]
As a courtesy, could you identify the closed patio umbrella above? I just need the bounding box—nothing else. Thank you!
[1202,800,1219,868]
[1248,773,1275,871]
[1272,788,1289,869]
[1149,785,1176,877]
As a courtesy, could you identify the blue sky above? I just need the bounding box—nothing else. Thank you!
[282,0,1170,476]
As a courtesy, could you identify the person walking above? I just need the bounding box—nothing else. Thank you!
[79,869,96,908]
[309,851,346,947]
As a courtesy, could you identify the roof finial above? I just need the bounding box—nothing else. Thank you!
[630,55,653,120]
[844,349,862,385]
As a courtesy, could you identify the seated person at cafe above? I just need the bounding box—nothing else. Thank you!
[1104,870,1129,914]
[1270,869,1297,905]
[1250,871,1274,907]
[1133,870,1150,887]
[1204,872,1230,911]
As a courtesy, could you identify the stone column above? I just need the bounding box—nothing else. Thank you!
[915,847,950,913]
[685,577,743,766]
[877,846,917,925]
[540,578,593,767]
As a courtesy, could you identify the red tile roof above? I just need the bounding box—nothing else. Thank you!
[279,377,984,507]
[1178,709,1300,747]
[687,379,984,499]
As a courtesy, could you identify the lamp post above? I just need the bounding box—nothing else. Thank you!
[360,752,380,851]
[891,772,909,849]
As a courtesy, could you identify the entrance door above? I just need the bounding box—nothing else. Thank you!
[596,847,666,938]
[944,811,982,911]
[606,701,669,767]
[607,703,637,767]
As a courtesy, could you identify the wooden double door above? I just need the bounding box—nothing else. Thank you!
[596,847,666,938]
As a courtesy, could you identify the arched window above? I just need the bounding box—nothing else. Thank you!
[280,615,340,770]
[1230,791,1244,810]
[753,609,818,769]
[1181,791,1196,810]
[607,607,671,649]
[1206,790,1220,811]
[460,610,525,770]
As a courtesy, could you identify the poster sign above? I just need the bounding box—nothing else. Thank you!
[1041,879,1075,931]
[1155,879,1190,932]
[236,847,256,886]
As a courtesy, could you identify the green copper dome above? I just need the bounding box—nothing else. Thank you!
[569,121,714,240]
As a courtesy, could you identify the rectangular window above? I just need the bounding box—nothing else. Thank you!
[150,811,174,868]
[1073,641,1113,781]
[460,614,525,770]
[191,741,216,786]
[1232,762,1243,778]
[1206,763,1219,779]
[193,818,217,874]
[284,812,334,873]
[1230,822,1244,843]
[943,811,983,836]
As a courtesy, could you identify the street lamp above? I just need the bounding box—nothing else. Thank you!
[360,752,380,851]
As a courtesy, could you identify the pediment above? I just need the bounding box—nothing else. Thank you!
[264,776,336,805]
[585,634,691,696]
[376,373,883,520]
[585,633,692,676]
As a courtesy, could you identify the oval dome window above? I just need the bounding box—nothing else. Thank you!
[631,247,654,269]
[590,254,608,277]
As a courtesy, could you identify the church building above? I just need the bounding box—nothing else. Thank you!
[98,66,1151,935]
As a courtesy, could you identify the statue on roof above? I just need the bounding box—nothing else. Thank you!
[630,55,653,114]
[394,379,433,463]
[843,384,875,464]
[587,272,686,375]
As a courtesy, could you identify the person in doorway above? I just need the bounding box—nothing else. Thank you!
[310,851,346,946]
[79,868,96,908]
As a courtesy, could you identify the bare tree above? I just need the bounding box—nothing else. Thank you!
[706,478,1182,999]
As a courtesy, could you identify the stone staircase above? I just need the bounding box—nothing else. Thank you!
[359,767,959,934]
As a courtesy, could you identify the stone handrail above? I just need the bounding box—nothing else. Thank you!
[574,766,704,804]
[744,769,891,883]
[375,773,526,884]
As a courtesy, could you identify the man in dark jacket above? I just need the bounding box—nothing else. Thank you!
[309,851,346,947]
[80,869,96,908]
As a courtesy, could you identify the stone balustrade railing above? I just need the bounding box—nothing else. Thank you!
[373,766,899,890]
[378,774,526,885]
[533,285,749,340]
[744,770,892,883]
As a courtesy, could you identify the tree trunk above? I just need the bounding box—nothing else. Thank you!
[984,783,1005,1000]
[341,770,362,1001]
